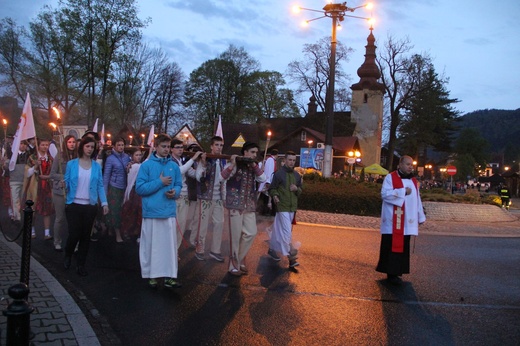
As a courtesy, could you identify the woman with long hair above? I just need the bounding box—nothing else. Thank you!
[64,136,108,276]
[50,135,77,251]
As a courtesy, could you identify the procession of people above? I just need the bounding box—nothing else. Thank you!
[0,125,308,289]
[0,119,440,288]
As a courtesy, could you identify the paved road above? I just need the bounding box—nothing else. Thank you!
[6,212,520,345]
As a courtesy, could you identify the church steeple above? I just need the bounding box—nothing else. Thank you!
[351,28,385,92]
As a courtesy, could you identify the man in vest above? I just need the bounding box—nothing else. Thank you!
[221,142,266,276]
[499,184,511,210]
[194,136,226,262]
[376,155,426,285]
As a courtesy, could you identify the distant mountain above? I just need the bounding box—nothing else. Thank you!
[457,109,520,153]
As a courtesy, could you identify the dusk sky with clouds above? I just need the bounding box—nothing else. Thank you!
[2,0,520,114]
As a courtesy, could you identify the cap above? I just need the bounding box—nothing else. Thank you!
[82,130,100,141]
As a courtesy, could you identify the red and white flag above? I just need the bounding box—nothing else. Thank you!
[9,93,36,171]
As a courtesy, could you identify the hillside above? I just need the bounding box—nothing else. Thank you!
[457,108,520,154]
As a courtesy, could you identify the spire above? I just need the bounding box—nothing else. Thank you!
[351,28,385,92]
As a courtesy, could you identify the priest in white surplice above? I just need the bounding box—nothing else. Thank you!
[136,134,182,289]
[376,155,426,285]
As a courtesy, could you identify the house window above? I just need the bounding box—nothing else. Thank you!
[364,93,368,103]
[301,130,306,141]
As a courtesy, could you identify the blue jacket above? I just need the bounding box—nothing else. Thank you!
[136,153,182,219]
[103,151,131,192]
[64,159,108,206]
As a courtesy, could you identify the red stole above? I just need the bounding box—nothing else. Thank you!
[390,171,418,253]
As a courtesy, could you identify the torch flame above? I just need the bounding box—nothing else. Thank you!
[49,122,57,129]
[52,106,61,119]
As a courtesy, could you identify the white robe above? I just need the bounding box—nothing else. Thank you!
[139,217,178,279]
[380,174,426,236]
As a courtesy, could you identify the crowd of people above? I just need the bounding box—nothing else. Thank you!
[0,131,303,288]
[1,127,445,287]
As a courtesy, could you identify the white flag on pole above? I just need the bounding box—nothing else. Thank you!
[215,114,223,139]
[9,93,36,171]
[146,125,155,147]
[92,118,98,132]
[100,124,105,145]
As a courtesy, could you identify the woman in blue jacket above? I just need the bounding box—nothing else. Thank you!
[64,136,109,276]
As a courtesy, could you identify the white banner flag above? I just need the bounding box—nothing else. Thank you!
[100,124,105,145]
[92,118,98,133]
[9,93,36,171]
[215,114,223,139]
[147,125,155,147]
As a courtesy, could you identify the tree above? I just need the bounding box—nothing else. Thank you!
[184,45,265,138]
[153,62,185,134]
[397,59,460,161]
[286,36,353,114]
[60,0,148,125]
[248,71,299,119]
[453,128,489,179]
[0,18,30,99]
[377,36,425,169]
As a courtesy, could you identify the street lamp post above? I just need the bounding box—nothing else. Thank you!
[293,2,373,178]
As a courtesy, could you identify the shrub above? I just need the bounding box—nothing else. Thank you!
[299,175,382,216]
[298,175,501,216]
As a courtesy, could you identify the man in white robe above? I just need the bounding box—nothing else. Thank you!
[136,134,182,289]
[376,155,426,285]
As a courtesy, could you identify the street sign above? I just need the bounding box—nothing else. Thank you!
[446,166,457,176]
[347,158,356,164]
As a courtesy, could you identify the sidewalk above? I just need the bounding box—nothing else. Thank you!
[0,235,100,346]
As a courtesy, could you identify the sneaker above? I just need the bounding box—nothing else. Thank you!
[289,258,300,268]
[267,249,281,262]
[209,252,224,262]
[148,279,158,289]
[228,268,242,276]
[44,234,53,240]
[164,278,182,288]
[240,264,249,274]
[31,232,36,239]
[195,252,205,261]
[54,244,63,252]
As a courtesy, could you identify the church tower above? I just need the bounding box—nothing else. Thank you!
[350,28,385,166]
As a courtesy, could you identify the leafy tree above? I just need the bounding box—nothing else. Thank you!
[397,60,460,160]
[248,71,299,119]
[286,36,353,114]
[453,128,489,179]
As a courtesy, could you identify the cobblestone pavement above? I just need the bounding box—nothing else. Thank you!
[0,235,100,346]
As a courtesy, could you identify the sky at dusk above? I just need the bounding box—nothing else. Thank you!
[2,0,520,115]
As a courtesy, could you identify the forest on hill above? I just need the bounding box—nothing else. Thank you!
[457,108,520,162]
